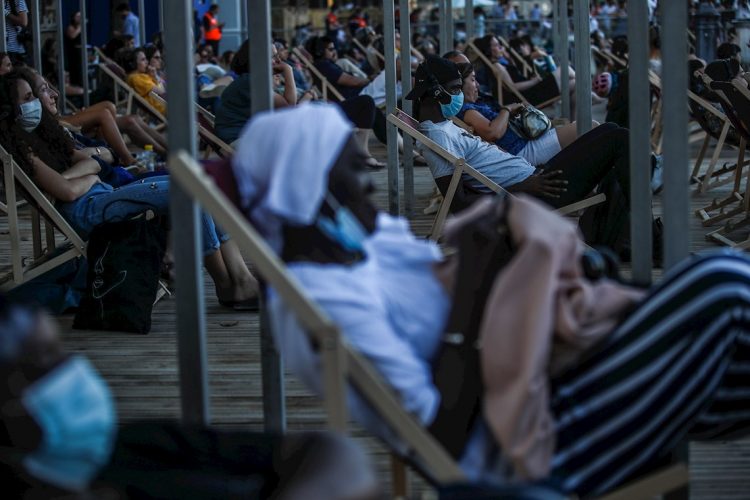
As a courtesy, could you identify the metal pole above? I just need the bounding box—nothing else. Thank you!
[445,0,453,52]
[248,0,286,434]
[438,0,448,54]
[0,0,7,53]
[165,0,209,426]
[573,0,591,134]
[56,0,65,114]
[628,0,652,284]
[30,0,41,72]
[138,0,146,46]
[661,1,690,268]
[465,0,473,42]
[558,0,570,121]
[240,1,248,42]
[249,0,272,115]
[400,0,414,218]
[159,0,164,35]
[384,0,400,216]
[79,0,89,107]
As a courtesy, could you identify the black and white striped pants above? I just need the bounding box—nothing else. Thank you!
[549,251,750,497]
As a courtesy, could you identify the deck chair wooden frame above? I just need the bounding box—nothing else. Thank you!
[388,109,605,239]
[96,62,167,126]
[170,150,689,500]
[149,92,234,159]
[590,45,627,71]
[694,74,749,227]
[703,80,750,248]
[0,146,86,291]
[292,47,346,102]
[467,40,559,111]
[496,35,535,79]
[690,72,744,195]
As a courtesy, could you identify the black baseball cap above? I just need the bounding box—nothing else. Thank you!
[405,56,462,100]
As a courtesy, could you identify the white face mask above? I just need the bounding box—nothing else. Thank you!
[18,98,42,132]
[21,355,116,492]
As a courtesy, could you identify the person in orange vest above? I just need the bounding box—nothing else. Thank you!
[203,4,224,55]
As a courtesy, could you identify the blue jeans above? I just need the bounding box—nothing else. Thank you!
[57,178,229,256]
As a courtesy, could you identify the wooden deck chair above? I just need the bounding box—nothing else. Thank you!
[149,92,233,159]
[170,151,689,500]
[496,36,535,79]
[292,47,346,102]
[702,79,750,247]
[689,72,744,195]
[387,109,605,240]
[467,40,559,112]
[94,48,168,132]
[648,71,709,152]
[0,145,86,291]
[591,45,627,72]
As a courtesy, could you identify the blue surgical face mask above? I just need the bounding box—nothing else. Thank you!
[439,91,464,118]
[316,193,369,253]
[18,98,42,132]
[21,355,116,492]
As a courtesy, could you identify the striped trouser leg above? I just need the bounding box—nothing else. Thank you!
[547,251,750,497]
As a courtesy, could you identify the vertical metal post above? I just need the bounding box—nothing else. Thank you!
[438,0,448,54]
[30,0,41,72]
[240,1,248,42]
[138,0,146,46]
[400,0,414,218]
[661,1,689,268]
[79,0,89,107]
[0,0,7,53]
[165,0,209,426]
[628,0,652,284]
[558,0,570,121]
[56,0,65,114]
[249,0,272,115]
[445,0,453,52]
[465,0,473,42]
[248,0,286,434]
[384,0,400,216]
[573,0,591,133]
[159,0,164,35]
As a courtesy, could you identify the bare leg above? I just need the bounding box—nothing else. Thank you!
[203,250,234,301]
[62,107,137,165]
[218,240,258,301]
[116,115,168,155]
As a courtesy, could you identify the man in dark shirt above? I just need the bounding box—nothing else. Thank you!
[311,36,373,100]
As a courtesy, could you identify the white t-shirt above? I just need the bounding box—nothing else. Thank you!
[418,119,536,190]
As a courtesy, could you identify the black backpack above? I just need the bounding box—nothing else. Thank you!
[73,216,167,334]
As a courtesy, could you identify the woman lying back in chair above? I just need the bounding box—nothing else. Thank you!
[446,53,597,167]
[0,69,258,309]
[235,104,750,497]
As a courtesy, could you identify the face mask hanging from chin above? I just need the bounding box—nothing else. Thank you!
[18,98,42,132]
[21,355,116,492]
[439,91,464,118]
[316,192,370,253]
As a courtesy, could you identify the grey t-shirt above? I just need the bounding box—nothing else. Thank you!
[418,120,535,191]
[214,73,251,145]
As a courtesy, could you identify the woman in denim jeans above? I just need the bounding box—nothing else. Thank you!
[0,69,258,309]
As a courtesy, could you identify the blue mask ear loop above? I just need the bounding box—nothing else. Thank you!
[316,192,369,253]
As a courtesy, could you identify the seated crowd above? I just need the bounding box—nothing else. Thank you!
[2,15,750,500]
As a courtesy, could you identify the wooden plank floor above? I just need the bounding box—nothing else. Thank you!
[3,134,750,497]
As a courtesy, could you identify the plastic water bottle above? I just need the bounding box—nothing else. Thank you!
[143,144,156,172]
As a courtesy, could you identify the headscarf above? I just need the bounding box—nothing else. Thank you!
[232,104,353,253]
